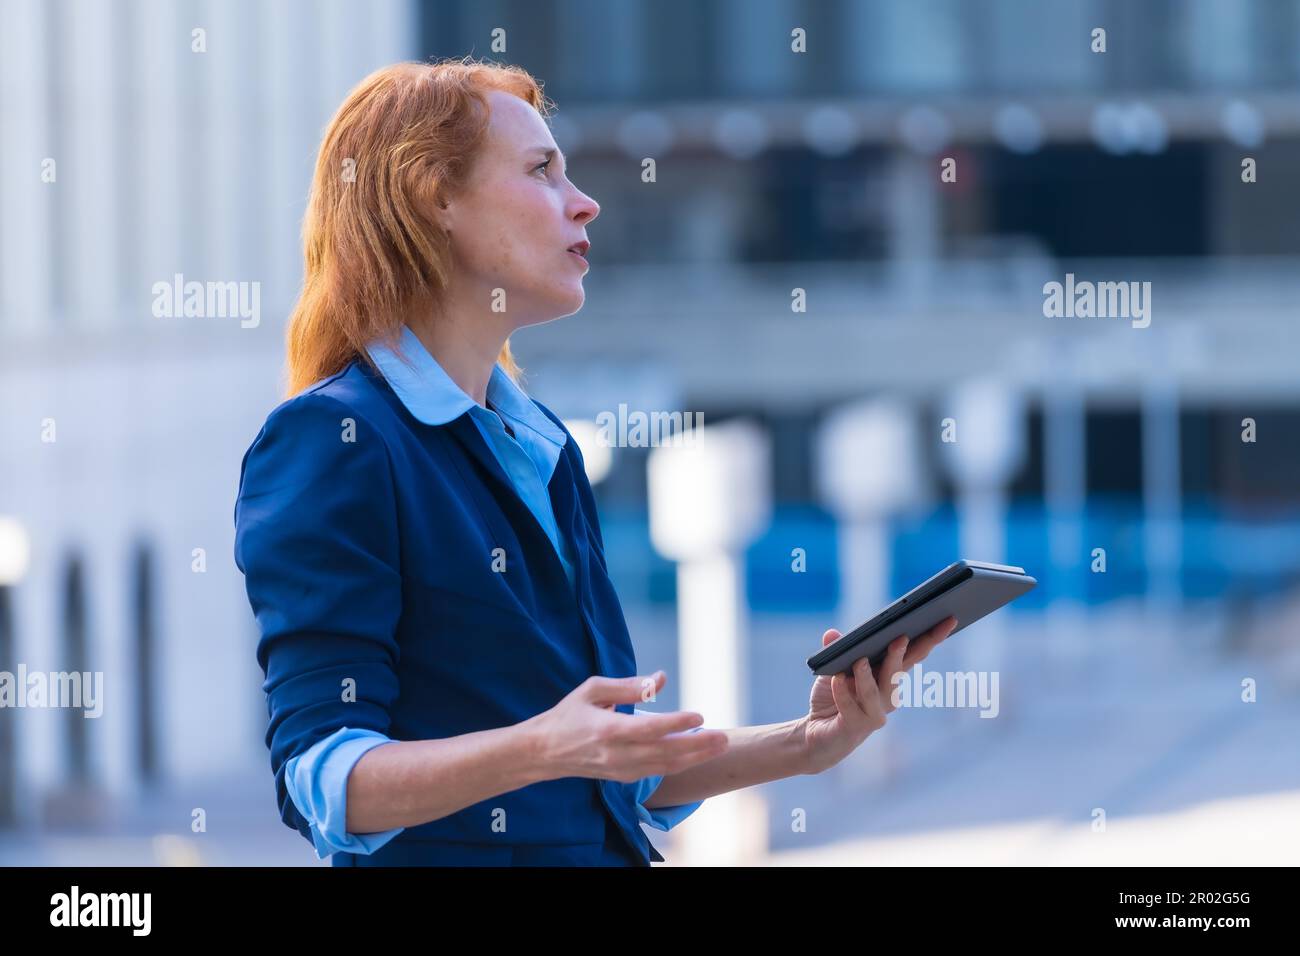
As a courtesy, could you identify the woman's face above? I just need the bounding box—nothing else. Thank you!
[438,89,600,327]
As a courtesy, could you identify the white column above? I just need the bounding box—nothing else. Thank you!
[938,380,1026,676]
[0,517,33,828]
[368,0,420,66]
[319,0,378,119]
[152,354,212,782]
[0,0,54,338]
[816,396,928,790]
[4,360,71,822]
[263,0,317,323]
[80,359,137,806]
[648,420,771,865]
[133,0,183,327]
[816,396,929,629]
[204,0,253,281]
[9,554,61,828]
[63,0,119,328]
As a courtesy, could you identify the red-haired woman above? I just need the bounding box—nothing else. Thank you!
[234,57,957,867]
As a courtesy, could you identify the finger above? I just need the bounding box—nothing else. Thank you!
[929,615,958,639]
[874,635,908,679]
[615,709,707,743]
[851,658,887,725]
[901,638,937,669]
[875,636,909,711]
[586,671,666,706]
[901,617,958,668]
[821,628,842,648]
[830,671,865,726]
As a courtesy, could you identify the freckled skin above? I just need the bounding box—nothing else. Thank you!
[438,90,600,329]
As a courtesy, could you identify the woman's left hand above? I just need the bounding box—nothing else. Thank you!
[799,615,958,774]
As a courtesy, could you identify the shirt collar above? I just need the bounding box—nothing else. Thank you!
[364,324,567,462]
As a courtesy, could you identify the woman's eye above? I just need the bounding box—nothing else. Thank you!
[534,160,551,175]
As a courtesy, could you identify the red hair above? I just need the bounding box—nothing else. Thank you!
[284,56,554,397]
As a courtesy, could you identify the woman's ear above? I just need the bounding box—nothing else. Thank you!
[424,182,452,229]
[434,195,455,233]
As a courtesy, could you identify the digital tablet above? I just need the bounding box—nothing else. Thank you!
[807,560,1037,676]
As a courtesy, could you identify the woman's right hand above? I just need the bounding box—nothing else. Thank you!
[523,671,729,783]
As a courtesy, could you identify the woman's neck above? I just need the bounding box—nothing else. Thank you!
[405,309,507,409]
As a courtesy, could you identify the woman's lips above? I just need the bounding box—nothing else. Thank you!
[567,240,590,264]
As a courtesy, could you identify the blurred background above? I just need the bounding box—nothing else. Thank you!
[1,0,1298,866]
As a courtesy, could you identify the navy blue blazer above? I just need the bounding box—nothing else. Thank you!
[233,357,665,866]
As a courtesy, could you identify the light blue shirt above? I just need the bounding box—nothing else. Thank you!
[283,325,703,860]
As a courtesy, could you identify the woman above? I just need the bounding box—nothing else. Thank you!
[233,57,958,867]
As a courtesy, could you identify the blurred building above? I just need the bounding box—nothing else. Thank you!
[0,0,1297,859]
[0,0,416,832]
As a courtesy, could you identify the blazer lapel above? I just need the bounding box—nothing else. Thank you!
[443,413,574,596]
[444,413,515,497]
[550,443,639,689]
[550,447,591,606]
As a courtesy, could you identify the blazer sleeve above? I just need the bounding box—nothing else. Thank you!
[284,726,404,858]
[631,708,707,831]
[233,392,403,848]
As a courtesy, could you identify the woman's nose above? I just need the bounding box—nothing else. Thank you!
[571,191,599,224]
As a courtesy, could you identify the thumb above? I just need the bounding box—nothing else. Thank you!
[821,628,842,648]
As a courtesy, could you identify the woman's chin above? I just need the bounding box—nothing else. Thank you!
[519,288,585,327]
[552,285,586,316]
